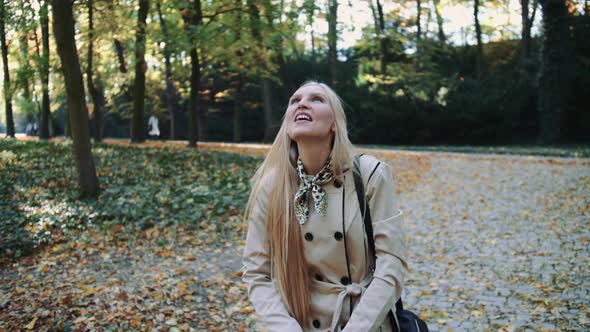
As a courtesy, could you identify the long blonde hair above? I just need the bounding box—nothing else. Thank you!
[245,81,354,326]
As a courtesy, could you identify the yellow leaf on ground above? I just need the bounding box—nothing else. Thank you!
[240,306,254,314]
[25,317,38,330]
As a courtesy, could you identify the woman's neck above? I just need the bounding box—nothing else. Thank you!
[297,140,332,175]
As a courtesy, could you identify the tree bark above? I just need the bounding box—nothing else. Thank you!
[433,0,446,46]
[183,0,203,147]
[327,0,338,85]
[39,0,51,139]
[370,0,387,75]
[52,0,99,199]
[538,0,574,143]
[233,0,243,143]
[0,0,14,137]
[19,37,32,106]
[156,0,179,140]
[86,0,104,142]
[474,0,484,77]
[113,38,127,73]
[262,0,293,96]
[247,0,275,141]
[304,0,316,59]
[131,0,150,143]
[520,0,539,62]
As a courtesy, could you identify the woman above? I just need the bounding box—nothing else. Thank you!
[242,81,407,332]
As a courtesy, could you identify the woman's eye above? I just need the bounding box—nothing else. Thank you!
[313,97,323,102]
[290,98,300,104]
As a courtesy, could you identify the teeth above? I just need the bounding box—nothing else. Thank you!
[296,114,311,121]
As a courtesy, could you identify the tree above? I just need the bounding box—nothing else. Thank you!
[417,0,423,44]
[474,0,484,77]
[39,0,51,139]
[327,0,338,85]
[156,0,180,140]
[432,0,446,46]
[0,0,14,137]
[86,0,106,142]
[232,0,244,143]
[52,0,99,199]
[537,0,574,143]
[181,0,204,147]
[520,0,539,62]
[247,0,276,141]
[368,0,388,74]
[131,0,150,143]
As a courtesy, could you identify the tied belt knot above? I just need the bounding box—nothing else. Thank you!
[329,282,367,332]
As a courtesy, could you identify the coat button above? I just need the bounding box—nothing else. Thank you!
[333,179,342,188]
[341,276,350,285]
[313,319,321,328]
[304,232,314,241]
[315,274,323,281]
[334,231,343,241]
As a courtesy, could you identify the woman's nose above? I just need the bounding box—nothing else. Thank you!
[297,98,310,109]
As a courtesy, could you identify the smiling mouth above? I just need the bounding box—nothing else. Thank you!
[295,114,312,122]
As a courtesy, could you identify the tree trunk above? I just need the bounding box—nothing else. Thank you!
[39,0,51,139]
[262,78,274,140]
[156,0,179,140]
[86,0,104,142]
[233,73,243,142]
[131,0,149,143]
[113,38,127,73]
[0,0,14,137]
[183,0,203,147]
[262,0,292,96]
[19,37,32,106]
[93,77,105,142]
[520,0,539,62]
[233,0,243,143]
[417,0,422,45]
[188,47,200,147]
[52,0,99,199]
[433,0,446,46]
[305,1,315,59]
[538,0,574,143]
[376,0,386,74]
[327,0,338,85]
[474,0,484,77]
[247,0,275,141]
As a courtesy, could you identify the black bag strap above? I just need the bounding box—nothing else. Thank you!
[352,154,404,317]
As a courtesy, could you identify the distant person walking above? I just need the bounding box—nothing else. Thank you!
[148,115,160,139]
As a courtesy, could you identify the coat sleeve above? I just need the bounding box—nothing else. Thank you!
[344,161,408,332]
[242,182,304,332]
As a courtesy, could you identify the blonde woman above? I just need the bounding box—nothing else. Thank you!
[242,81,408,332]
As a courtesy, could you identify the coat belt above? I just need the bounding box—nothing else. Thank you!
[312,276,372,331]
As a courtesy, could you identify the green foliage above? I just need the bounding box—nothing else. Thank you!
[0,139,260,258]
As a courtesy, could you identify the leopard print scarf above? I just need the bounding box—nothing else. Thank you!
[294,157,336,225]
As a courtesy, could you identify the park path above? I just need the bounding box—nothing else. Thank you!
[1,138,589,331]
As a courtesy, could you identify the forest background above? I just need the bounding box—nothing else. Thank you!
[0,0,588,148]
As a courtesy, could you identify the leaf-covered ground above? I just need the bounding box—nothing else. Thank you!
[1,138,589,331]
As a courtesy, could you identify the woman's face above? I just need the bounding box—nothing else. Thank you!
[286,84,336,144]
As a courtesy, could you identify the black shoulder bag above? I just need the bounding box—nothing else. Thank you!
[352,154,429,332]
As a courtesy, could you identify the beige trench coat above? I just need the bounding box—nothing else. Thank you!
[242,155,408,332]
